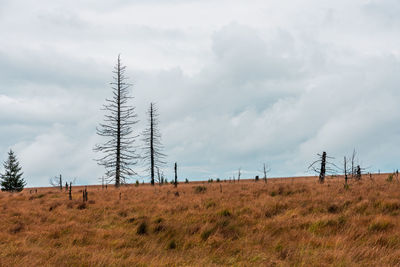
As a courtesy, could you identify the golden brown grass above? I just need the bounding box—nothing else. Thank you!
[1,174,400,266]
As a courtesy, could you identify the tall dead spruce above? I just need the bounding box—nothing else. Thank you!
[94,55,139,187]
[142,103,166,186]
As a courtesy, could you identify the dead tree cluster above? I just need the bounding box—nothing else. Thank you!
[308,149,369,185]
[93,56,174,187]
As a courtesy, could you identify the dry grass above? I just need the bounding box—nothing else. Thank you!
[1,174,400,266]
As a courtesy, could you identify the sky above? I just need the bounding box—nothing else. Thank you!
[0,0,399,187]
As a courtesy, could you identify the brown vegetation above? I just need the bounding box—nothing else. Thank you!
[1,174,400,266]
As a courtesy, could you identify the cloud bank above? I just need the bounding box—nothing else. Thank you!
[0,0,399,186]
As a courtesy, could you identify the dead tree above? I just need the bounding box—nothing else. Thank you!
[263,163,271,183]
[94,55,139,187]
[142,103,166,186]
[174,162,178,188]
[65,182,68,192]
[50,174,63,190]
[343,156,351,186]
[351,149,357,178]
[308,151,337,183]
[157,167,161,185]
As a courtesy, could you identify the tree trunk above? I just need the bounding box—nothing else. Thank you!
[319,152,326,183]
[174,162,178,188]
[344,156,348,185]
[115,57,121,187]
[150,103,155,185]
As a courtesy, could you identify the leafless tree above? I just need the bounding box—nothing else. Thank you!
[263,163,271,183]
[94,55,139,187]
[237,168,241,182]
[50,174,63,190]
[142,103,166,185]
[351,149,357,178]
[343,156,351,186]
[308,151,338,183]
[156,167,161,185]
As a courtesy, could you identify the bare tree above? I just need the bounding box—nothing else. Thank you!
[94,55,139,187]
[142,103,166,185]
[156,167,161,185]
[308,151,337,183]
[346,149,368,181]
[263,163,271,183]
[351,149,357,178]
[50,174,63,190]
[343,156,351,186]
[237,168,241,182]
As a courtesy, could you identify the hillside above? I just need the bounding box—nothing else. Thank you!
[1,174,400,266]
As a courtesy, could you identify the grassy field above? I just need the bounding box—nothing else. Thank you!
[1,174,400,266]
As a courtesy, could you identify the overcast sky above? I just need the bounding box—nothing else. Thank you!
[0,0,399,186]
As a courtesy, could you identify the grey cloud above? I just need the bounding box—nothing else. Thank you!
[363,0,400,26]
[0,0,399,186]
